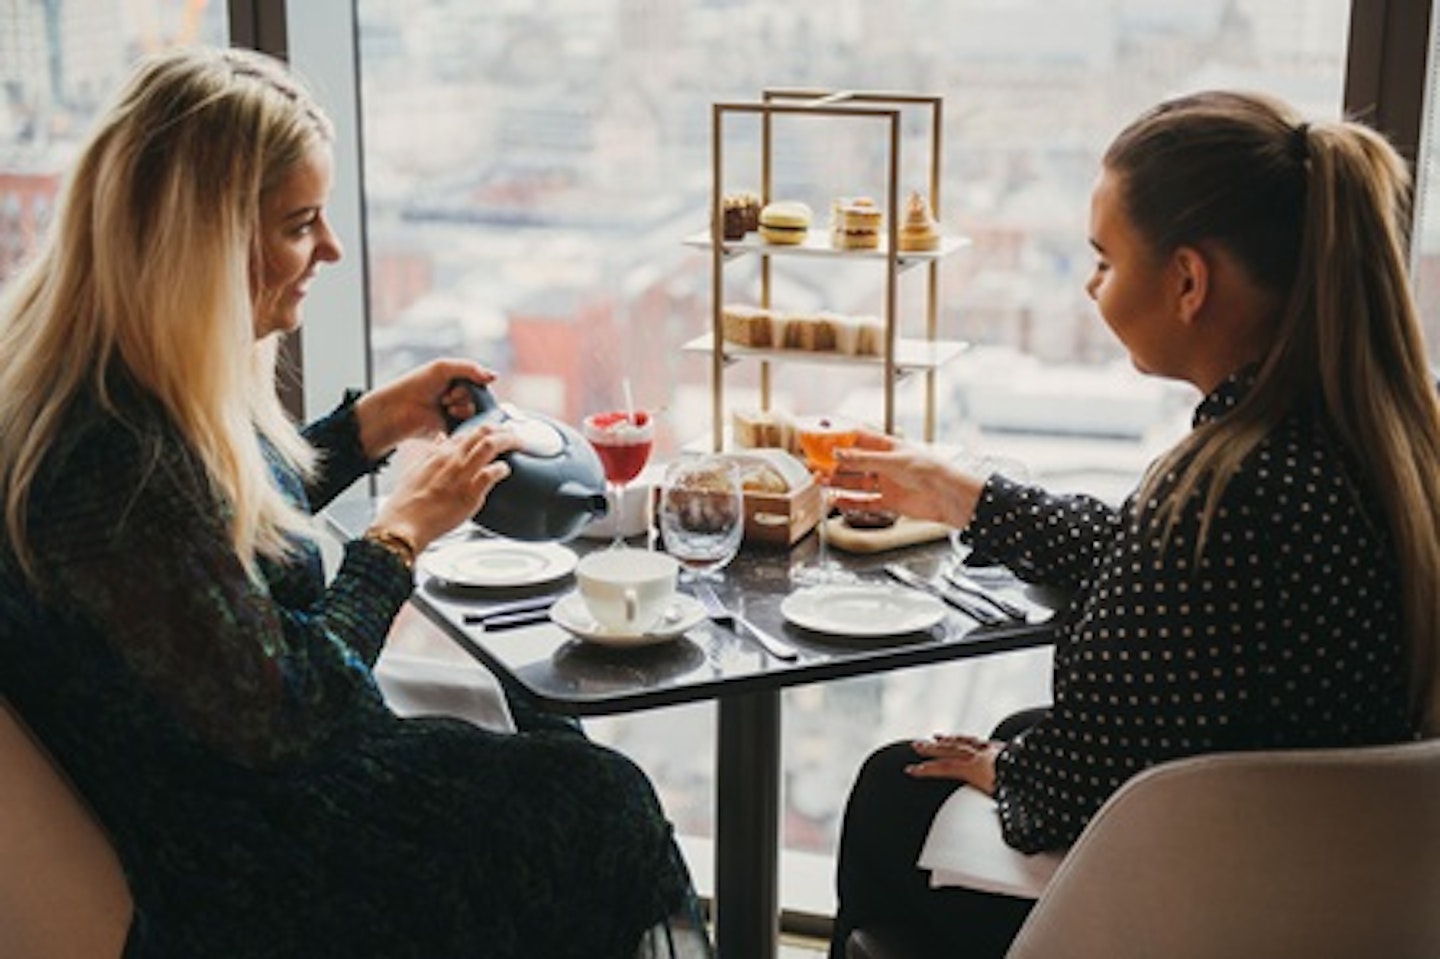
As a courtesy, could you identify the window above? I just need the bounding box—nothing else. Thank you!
[0,0,228,286]
[348,0,1358,914]
[5,0,1416,925]
[1411,8,1440,359]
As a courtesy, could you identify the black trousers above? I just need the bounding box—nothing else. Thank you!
[827,709,1047,959]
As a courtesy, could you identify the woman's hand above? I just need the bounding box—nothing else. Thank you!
[353,359,496,461]
[904,734,1001,796]
[833,431,987,529]
[368,423,522,552]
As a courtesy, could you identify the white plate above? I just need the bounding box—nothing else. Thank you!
[420,540,578,588]
[549,592,706,648]
[781,584,947,638]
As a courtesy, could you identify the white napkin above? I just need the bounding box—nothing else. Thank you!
[373,651,516,733]
[917,786,1064,898]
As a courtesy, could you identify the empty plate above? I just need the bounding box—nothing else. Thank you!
[420,540,578,588]
[781,584,946,638]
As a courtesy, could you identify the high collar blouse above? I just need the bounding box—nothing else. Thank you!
[969,367,1413,853]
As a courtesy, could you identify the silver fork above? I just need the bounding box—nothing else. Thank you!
[693,581,799,661]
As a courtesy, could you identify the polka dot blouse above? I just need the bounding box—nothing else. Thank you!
[971,367,1414,854]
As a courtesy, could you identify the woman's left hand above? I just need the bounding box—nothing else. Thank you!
[354,359,496,461]
[904,734,1001,795]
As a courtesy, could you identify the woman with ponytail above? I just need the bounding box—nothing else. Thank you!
[827,90,1440,959]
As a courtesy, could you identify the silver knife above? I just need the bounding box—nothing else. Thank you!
[883,563,1004,626]
[943,568,1029,621]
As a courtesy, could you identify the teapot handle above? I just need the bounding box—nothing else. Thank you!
[442,378,503,433]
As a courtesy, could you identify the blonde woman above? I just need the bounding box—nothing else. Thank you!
[0,47,704,958]
[828,91,1440,958]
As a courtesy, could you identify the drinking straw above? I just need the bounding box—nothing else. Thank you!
[622,377,637,424]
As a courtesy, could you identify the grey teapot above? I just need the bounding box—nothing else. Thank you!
[444,381,609,542]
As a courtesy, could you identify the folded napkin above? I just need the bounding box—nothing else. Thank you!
[917,786,1063,899]
[374,651,516,733]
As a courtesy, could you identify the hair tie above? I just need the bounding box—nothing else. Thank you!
[1290,122,1311,163]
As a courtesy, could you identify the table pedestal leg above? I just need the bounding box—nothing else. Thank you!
[715,689,781,958]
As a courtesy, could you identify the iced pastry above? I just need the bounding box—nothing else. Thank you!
[897,190,941,252]
[830,196,883,250]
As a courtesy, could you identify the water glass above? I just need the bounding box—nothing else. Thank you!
[658,456,744,581]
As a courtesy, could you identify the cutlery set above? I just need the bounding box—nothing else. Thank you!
[462,595,557,630]
[456,565,1024,640]
[883,563,1027,625]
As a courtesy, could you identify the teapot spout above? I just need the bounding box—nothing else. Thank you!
[557,481,610,519]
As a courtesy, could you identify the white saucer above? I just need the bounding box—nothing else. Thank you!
[781,584,946,638]
[549,591,706,648]
[421,540,578,588]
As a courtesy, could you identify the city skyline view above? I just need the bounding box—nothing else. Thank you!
[5,0,1431,911]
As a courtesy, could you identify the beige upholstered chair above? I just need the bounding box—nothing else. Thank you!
[0,699,132,959]
[0,639,512,959]
[849,738,1440,959]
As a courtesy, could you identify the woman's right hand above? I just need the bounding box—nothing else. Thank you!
[834,430,987,529]
[367,423,522,552]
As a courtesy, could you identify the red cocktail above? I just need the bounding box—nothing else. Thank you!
[583,410,655,547]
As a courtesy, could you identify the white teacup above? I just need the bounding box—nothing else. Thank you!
[575,550,679,634]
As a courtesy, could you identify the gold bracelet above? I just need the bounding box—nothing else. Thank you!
[362,527,418,571]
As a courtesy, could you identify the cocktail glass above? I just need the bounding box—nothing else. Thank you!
[583,409,655,548]
[792,415,873,585]
[658,456,744,582]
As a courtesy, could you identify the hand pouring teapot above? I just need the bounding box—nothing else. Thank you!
[443,381,609,541]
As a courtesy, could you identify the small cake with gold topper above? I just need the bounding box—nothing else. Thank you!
[897,190,941,252]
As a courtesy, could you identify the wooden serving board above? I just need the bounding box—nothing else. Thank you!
[824,516,953,554]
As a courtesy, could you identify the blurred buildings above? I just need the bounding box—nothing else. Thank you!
[0,0,1404,861]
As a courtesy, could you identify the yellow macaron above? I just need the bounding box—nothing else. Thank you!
[758,201,812,245]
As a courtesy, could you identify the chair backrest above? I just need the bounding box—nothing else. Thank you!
[0,698,132,959]
[1006,739,1440,959]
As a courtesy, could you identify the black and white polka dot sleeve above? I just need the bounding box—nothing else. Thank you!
[973,377,1412,854]
[966,476,1122,591]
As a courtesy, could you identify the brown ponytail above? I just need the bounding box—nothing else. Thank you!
[1107,91,1440,734]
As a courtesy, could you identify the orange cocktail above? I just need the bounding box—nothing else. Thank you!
[793,415,865,584]
[796,417,860,477]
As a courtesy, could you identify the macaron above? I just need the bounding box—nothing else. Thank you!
[758,201,812,245]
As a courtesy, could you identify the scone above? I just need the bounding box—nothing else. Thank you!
[897,190,941,252]
[830,196,883,250]
[739,461,790,495]
[830,314,861,355]
[732,408,793,449]
[721,304,773,347]
[758,201,812,245]
[853,315,883,356]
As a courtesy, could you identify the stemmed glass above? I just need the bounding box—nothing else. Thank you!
[582,409,655,548]
[792,415,872,585]
[658,456,744,582]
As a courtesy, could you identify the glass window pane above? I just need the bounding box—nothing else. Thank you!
[1411,13,1440,362]
[354,0,1354,914]
[0,0,229,286]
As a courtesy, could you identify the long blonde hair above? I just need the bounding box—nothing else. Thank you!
[1108,91,1440,734]
[0,47,334,582]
